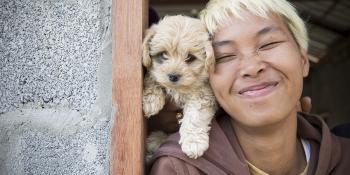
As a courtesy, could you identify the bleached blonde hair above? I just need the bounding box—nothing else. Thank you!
[199,0,308,51]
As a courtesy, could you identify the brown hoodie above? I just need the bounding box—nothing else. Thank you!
[148,113,350,175]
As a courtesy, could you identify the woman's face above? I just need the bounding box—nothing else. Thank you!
[210,12,309,127]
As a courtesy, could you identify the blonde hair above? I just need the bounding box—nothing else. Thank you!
[199,0,308,51]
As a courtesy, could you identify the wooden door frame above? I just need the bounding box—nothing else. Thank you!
[111,0,148,174]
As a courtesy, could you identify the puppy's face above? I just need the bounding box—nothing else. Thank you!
[143,15,214,91]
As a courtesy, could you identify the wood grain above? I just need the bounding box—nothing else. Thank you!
[150,0,329,5]
[111,0,148,174]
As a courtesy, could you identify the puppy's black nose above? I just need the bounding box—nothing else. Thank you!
[168,73,180,82]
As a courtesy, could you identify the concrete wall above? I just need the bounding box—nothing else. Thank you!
[0,0,112,174]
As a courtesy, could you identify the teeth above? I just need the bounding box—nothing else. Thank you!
[244,90,262,96]
[241,86,266,94]
[241,84,275,97]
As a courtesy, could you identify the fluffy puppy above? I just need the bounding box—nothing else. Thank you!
[142,15,217,159]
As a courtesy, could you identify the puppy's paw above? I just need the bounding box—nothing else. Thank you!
[143,93,165,118]
[179,131,209,159]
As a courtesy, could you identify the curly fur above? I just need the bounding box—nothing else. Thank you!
[142,15,218,159]
[145,131,168,163]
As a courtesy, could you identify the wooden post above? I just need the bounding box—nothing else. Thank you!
[111,0,148,174]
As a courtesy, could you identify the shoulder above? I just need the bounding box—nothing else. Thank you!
[148,132,203,175]
[149,114,244,175]
[328,135,350,174]
[149,156,179,175]
[336,136,350,161]
[294,113,350,174]
[149,156,204,175]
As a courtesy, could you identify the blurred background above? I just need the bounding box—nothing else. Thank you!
[150,0,350,129]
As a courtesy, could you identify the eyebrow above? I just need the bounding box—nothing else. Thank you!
[213,26,283,48]
[257,26,283,37]
[213,40,234,48]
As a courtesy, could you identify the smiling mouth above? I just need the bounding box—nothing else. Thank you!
[238,82,279,98]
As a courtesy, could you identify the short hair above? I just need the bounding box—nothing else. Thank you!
[199,0,308,51]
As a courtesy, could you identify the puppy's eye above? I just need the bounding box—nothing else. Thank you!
[154,52,168,64]
[185,54,196,63]
[159,52,168,60]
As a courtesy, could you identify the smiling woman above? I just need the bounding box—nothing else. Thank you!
[148,0,350,175]
[210,12,309,128]
[209,11,310,174]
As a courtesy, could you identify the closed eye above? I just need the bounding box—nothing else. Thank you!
[216,54,237,64]
[259,41,284,51]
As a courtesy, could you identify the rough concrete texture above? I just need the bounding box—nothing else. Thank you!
[0,0,112,174]
[0,0,108,113]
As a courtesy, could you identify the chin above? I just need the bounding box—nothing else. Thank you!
[238,113,279,128]
[231,104,294,128]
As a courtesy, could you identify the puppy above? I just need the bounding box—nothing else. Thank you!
[142,15,217,159]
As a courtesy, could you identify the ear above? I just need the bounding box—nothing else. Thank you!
[142,27,156,68]
[204,40,215,73]
[300,49,310,77]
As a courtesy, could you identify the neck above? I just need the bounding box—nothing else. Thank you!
[232,111,306,175]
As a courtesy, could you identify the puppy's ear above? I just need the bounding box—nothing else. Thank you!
[204,40,215,73]
[142,27,156,68]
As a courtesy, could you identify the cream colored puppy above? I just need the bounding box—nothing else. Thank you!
[142,15,218,159]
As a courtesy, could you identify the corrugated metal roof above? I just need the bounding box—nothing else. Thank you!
[293,0,350,62]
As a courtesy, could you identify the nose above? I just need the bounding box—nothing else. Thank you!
[168,73,181,82]
[239,54,266,78]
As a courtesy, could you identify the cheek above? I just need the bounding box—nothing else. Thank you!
[266,48,305,103]
[152,63,169,75]
[209,73,221,95]
[151,63,176,82]
[209,76,229,112]
[266,44,305,80]
[209,63,236,98]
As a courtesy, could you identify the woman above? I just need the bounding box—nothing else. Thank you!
[149,0,350,174]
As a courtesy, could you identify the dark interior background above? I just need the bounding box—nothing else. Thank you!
[150,0,350,128]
